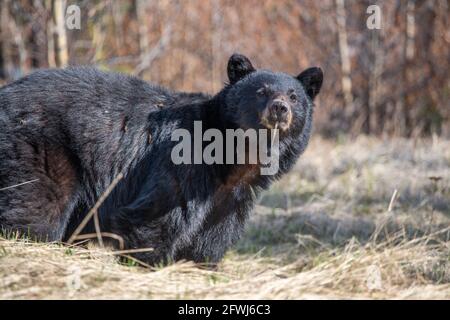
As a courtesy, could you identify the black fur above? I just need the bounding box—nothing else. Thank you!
[0,54,323,264]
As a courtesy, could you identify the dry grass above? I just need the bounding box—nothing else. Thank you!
[1,136,449,299]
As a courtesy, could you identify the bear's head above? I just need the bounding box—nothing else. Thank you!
[224,53,323,135]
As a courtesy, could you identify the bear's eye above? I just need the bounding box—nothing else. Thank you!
[289,93,298,102]
[256,87,266,97]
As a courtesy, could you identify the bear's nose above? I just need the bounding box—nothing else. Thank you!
[270,100,290,119]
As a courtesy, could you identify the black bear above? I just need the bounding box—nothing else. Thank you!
[0,54,322,264]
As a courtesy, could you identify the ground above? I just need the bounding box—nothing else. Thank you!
[0,136,449,299]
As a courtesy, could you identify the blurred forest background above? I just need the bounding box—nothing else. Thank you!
[0,0,449,137]
[1,1,450,299]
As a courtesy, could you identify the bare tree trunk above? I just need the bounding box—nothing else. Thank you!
[398,0,415,136]
[136,0,149,61]
[6,2,29,76]
[0,0,9,80]
[335,0,354,112]
[46,0,56,68]
[211,0,222,93]
[26,1,48,69]
[405,0,415,61]
[0,38,3,80]
[368,29,384,134]
[91,18,105,63]
[112,0,124,49]
[53,0,68,67]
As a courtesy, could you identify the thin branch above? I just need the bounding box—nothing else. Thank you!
[70,232,124,250]
[133,25,172,76]
[0,179,40,191]
[67,173,124,245]
[388,189,398,212]
[93,208,104,247]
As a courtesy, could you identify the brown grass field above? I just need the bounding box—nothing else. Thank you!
[1,136,449,299]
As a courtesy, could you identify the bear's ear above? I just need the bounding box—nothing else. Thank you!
[296,67,323,100]
[227,53,256,85]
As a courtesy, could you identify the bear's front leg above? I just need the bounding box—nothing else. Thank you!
[104,204,180,265]
[174,208,247,264]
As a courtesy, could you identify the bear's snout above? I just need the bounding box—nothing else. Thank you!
[270,99,289,117]
[261,95,293,131]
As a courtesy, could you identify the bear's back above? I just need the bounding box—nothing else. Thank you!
[0,67,184,141]
[0,67,173,112]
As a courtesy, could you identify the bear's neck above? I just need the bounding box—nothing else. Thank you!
[195,95,275,192]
